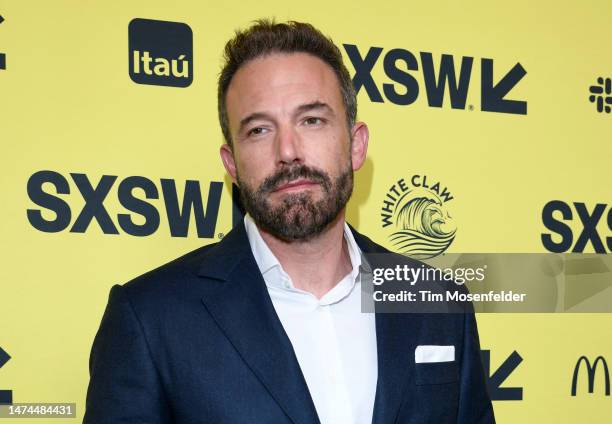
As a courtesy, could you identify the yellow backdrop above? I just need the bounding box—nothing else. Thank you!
[1,1,611,422]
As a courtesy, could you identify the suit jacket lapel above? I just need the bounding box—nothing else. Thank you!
[351,228,418,424]
[198,225,320,424]
[370,313,418,424]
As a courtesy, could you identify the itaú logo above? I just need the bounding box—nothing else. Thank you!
[132,51,189,79]
[128,18,193,88]
[571,356,610,396]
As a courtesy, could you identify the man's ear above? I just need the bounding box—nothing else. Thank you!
[350,121,369,171]
[220,143,238,183]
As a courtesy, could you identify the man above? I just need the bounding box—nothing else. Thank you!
[84,19,495,424]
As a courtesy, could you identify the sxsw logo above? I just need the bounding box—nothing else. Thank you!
[343,44,527,115]
[541,201,612,253]
[26,171,222,238]
[129,18,193,87]
[571,355,610,396]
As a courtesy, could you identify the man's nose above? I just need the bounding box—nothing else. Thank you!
[275,125,304,165]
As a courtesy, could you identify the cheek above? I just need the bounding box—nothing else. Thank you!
[311,132,350,170]
[236,154,271,187]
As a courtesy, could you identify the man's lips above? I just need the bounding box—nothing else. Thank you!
[273,179,320,193]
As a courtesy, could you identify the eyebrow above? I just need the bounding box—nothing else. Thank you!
[295,101,334,116]
[238,101,335,134]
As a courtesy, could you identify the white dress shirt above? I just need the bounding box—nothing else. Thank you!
[244,214,378,424]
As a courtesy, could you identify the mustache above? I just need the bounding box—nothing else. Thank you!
[258,165,331,194]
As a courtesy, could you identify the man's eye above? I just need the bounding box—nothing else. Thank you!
[304,117,324,125]
[248,127,267,136]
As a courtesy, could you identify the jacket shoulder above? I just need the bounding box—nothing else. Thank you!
[119,241,221,304]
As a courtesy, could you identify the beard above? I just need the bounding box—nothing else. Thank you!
[236,161,353,242]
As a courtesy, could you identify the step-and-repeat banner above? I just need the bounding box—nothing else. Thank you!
[1,1,610,422]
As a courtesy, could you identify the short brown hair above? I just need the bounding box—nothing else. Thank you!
[217,18,357,147]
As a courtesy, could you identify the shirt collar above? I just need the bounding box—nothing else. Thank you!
[243,214,362,295]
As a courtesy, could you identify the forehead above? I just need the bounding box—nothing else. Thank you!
[225,52,344,121]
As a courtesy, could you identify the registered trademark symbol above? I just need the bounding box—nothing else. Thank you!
[217,232,224,239]
[468,104,474,111]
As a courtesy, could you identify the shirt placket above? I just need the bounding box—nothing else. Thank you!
[316,302,354,423]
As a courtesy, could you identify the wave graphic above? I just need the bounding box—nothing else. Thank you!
[390,196,456,259]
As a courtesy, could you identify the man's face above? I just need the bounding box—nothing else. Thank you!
[220,52,368,241]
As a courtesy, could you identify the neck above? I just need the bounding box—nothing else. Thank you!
[258,211,352,299]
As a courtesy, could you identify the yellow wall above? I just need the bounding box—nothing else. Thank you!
[1,1,610,422]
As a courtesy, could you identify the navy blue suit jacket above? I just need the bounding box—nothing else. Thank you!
[84,223,495,423]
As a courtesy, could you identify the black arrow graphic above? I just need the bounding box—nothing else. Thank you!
[0,346,12,404]
[0,347,9,368]
[0,15,5,70]
[481,349,523,401]
[481,59,527,115]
